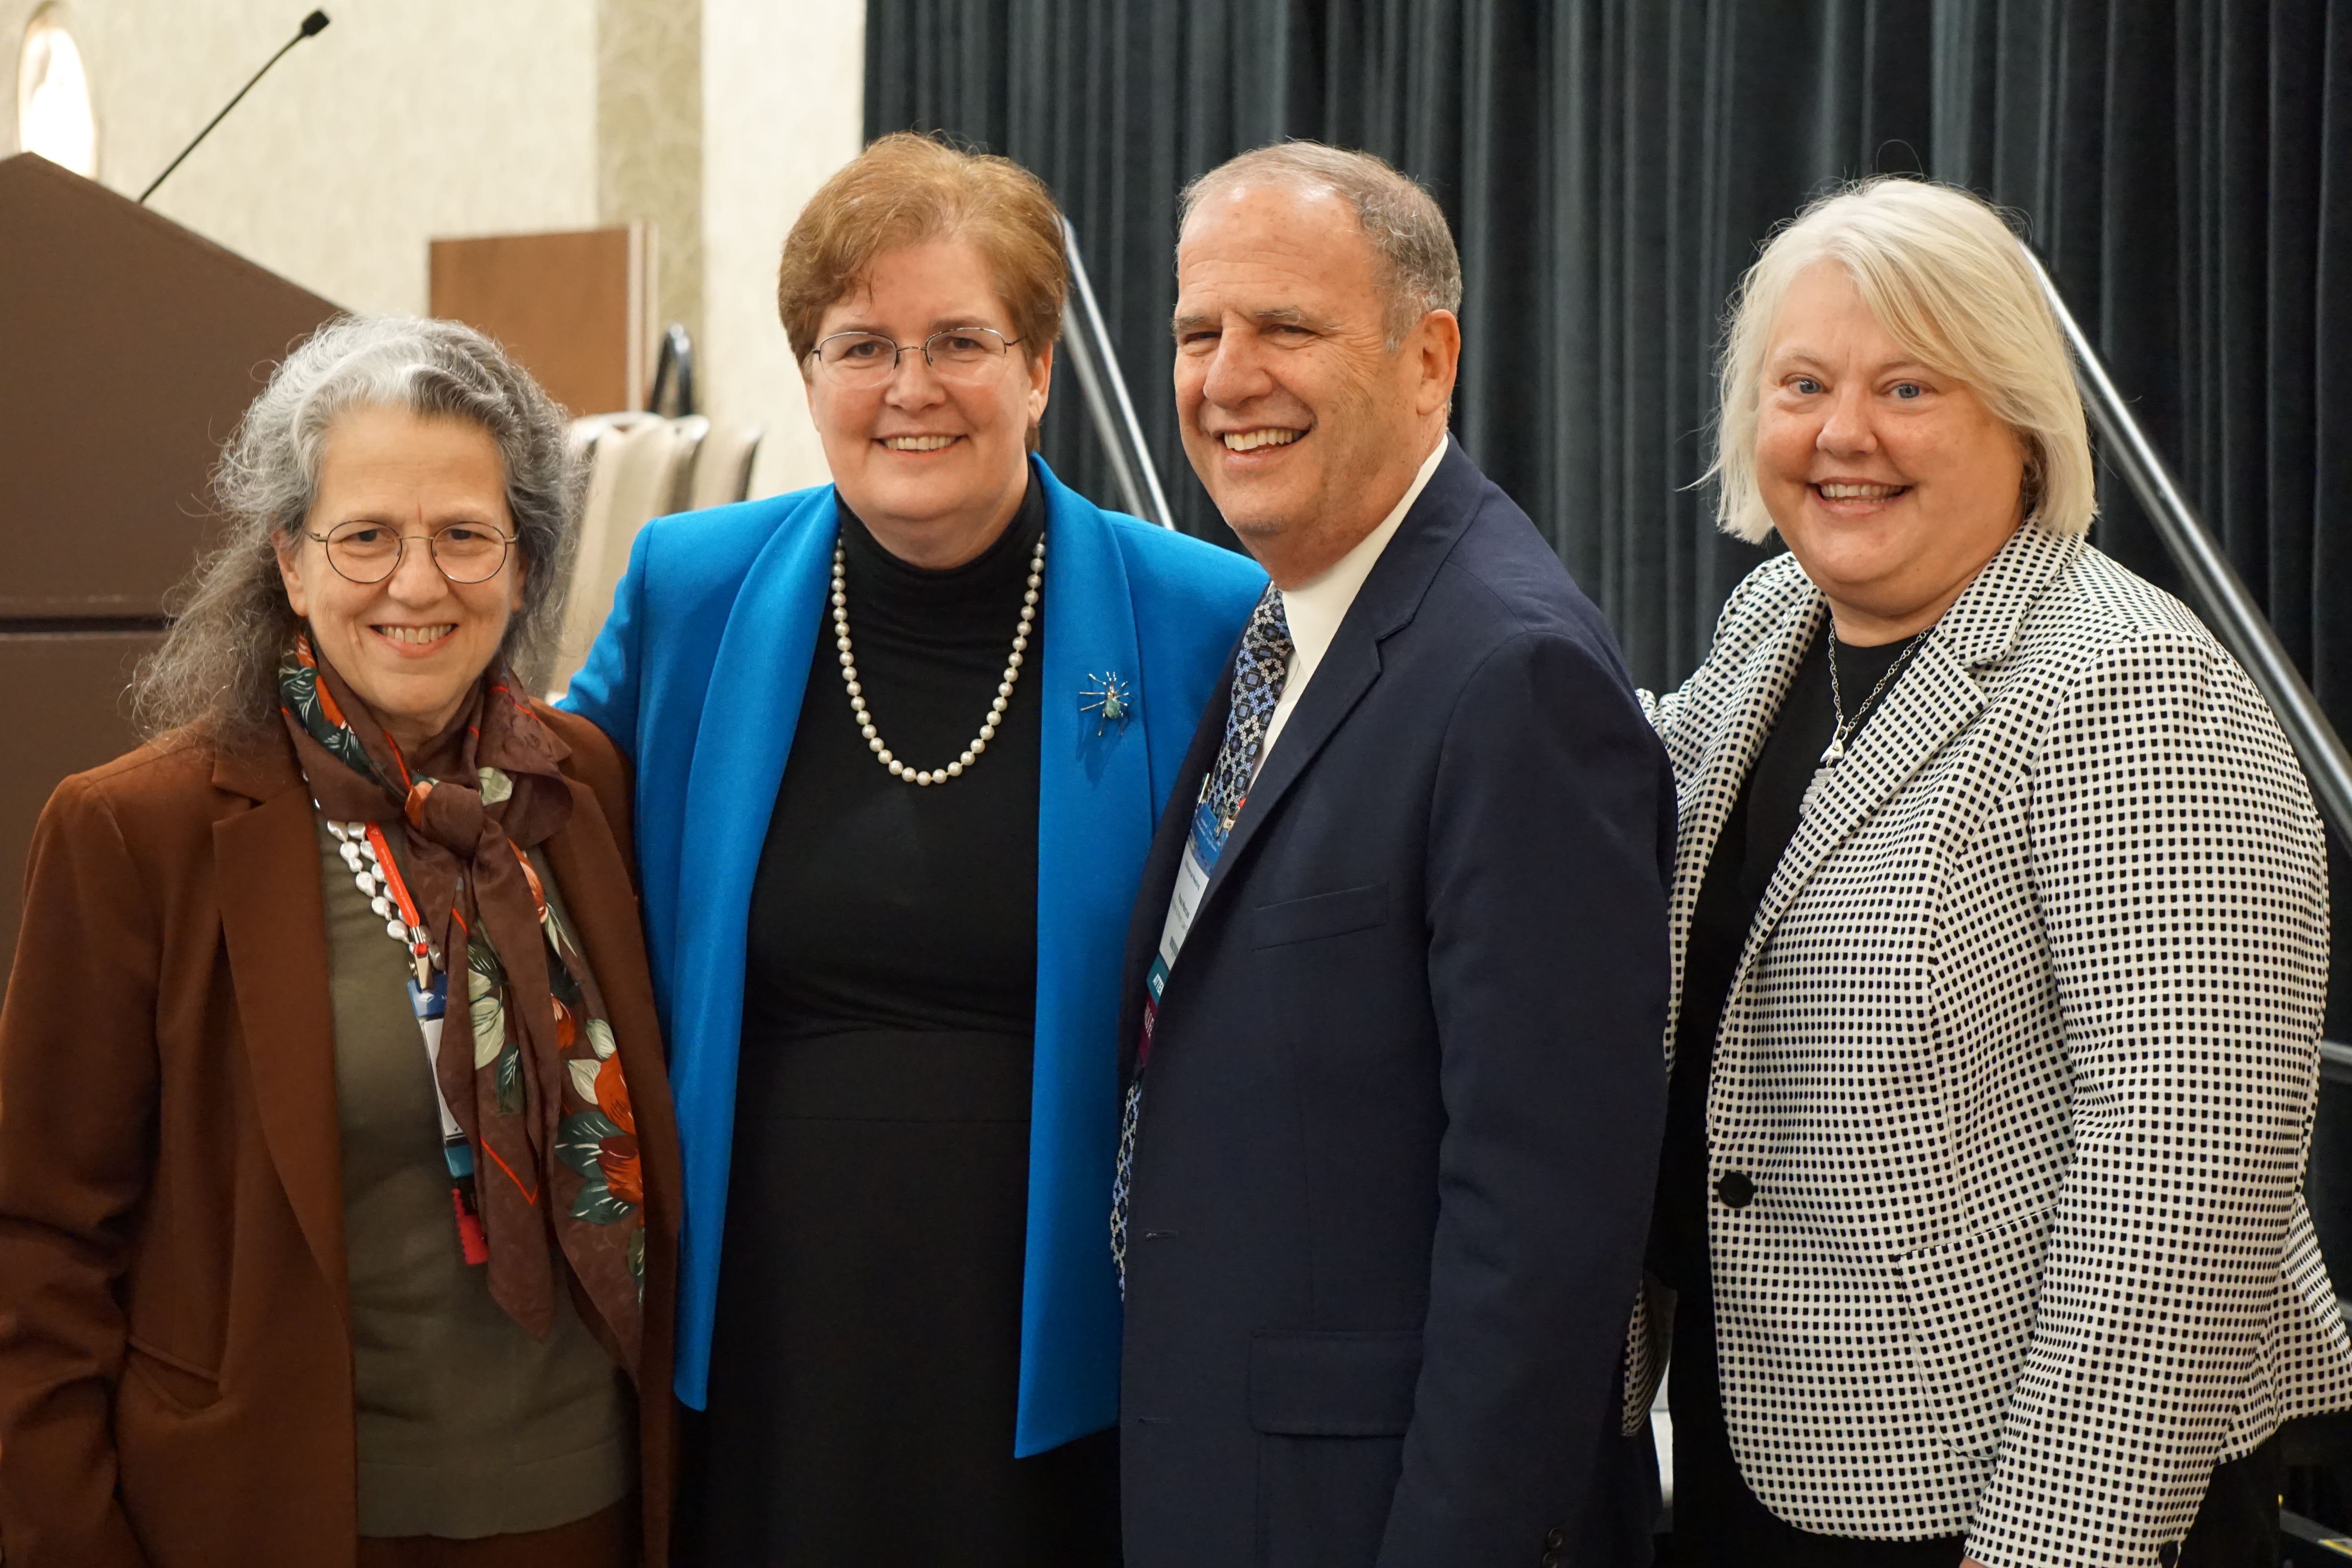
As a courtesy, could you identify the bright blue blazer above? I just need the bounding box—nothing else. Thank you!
[560,456,1263,1454]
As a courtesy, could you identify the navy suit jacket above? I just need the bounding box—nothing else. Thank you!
[1116,441,1675,1568]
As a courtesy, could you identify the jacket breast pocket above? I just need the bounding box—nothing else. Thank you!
[1895,1205,2053,1455]
[1250,1331,1419,1568]
[1249,883,1388,950]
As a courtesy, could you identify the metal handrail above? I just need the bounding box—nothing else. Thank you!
[647,323,695,417]
[2027,252,2352,853]
[1060,220,1176,529]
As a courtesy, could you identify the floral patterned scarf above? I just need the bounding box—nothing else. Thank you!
[279,634,644,1374]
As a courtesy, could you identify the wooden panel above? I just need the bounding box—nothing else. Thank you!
[430,226,646,416]
[0,154,341,617]
[0,632,160,978]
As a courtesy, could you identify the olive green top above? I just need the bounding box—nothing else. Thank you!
[317,817,632,1539]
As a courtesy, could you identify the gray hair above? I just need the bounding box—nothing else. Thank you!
[1179,141,1463,349]
[1709,177,2096,543]
[133,314,583,748]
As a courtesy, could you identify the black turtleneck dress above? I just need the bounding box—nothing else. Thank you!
[685,480,1120,1566]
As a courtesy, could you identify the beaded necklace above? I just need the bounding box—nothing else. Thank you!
[323,813,488,1265]
[831,526,1044,786]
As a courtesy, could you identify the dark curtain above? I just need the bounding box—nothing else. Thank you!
[868,0,2352,1015]
[869,0,2352,1507]
[867,0,2352,709]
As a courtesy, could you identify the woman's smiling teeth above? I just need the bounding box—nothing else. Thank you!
[882,434,959,452]
[1817,482,1906,501]
[1221,428,1302,452]
[376,624,454,646]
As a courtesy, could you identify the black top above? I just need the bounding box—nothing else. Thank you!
[742,479,1045,1037]
[693,476,1119,1568]
[1648,617,1918,1292]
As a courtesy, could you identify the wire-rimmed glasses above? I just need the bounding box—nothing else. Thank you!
[304,520,518,585]
[811,326,1024,387]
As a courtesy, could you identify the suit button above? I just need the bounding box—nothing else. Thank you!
[2157,1545,2178,1568]
[1541,1554,1566,1568]
[1545,1527,1566,1550]
[1715,1171,1756,1209]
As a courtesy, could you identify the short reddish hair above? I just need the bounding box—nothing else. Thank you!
[777,131,1068,375]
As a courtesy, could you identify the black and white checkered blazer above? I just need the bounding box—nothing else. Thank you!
[1621,522,2352,1567]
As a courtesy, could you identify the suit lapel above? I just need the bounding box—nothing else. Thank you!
[1659,589,1826,1063]
[1036,461,1154,1085]
[1723,523,2082,1004]
[1736,637,1985,971]
[1196,620,1380,915]
[664,491,833,1406]
[1193,440,1482,919]
[212,747,349,1327]
[1021,465,1156,1452]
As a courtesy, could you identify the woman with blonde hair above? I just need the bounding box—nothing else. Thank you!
[1630,177,2352,1567]
[0,315,681,1566]
[561,132,1261,1562]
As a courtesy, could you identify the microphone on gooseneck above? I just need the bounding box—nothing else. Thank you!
[137,11,331,206]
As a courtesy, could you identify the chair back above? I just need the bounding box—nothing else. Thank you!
[551,416,688,694]
[688,420,766,511]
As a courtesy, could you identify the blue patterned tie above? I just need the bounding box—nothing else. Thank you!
[1111,584,1293,1294]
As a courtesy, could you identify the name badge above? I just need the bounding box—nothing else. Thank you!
[408,970,461,1141]
[1149,799,1223,1002]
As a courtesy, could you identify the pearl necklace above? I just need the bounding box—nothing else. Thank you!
[833,526,1044,786]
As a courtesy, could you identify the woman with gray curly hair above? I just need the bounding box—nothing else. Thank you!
[0,315,681,1568]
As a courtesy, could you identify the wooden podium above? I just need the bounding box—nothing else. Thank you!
[0,152,340,970]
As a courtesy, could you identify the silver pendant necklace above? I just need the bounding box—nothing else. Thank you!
[833,526,1045,786]
[1822,622,1929,765]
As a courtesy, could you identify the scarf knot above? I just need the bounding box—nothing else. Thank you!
[405,776,503,861]
[277,633,646,1374]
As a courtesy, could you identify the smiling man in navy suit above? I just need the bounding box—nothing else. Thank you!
[1108,142,1676,1567]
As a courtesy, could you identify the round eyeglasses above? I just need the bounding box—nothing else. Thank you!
[304,520,518,586]
[811,326,1024,387]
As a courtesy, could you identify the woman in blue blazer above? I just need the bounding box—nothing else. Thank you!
[561,133,1261,1564]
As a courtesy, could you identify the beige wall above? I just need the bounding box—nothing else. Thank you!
[5,0,601,315]
[6,0,864,461]
[701,0,864,497]
[599,0,701,350]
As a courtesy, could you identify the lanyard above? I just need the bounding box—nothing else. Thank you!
[356,822,490,1267]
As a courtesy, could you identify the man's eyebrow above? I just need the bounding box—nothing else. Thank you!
[1170,305,1321,338]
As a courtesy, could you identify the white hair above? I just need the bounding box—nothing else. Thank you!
[1708,177,2096,544]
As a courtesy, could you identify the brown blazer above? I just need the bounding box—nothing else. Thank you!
[0,706,681,1568]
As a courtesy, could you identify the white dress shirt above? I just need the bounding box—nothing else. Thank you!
[1254,435,1449,774]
